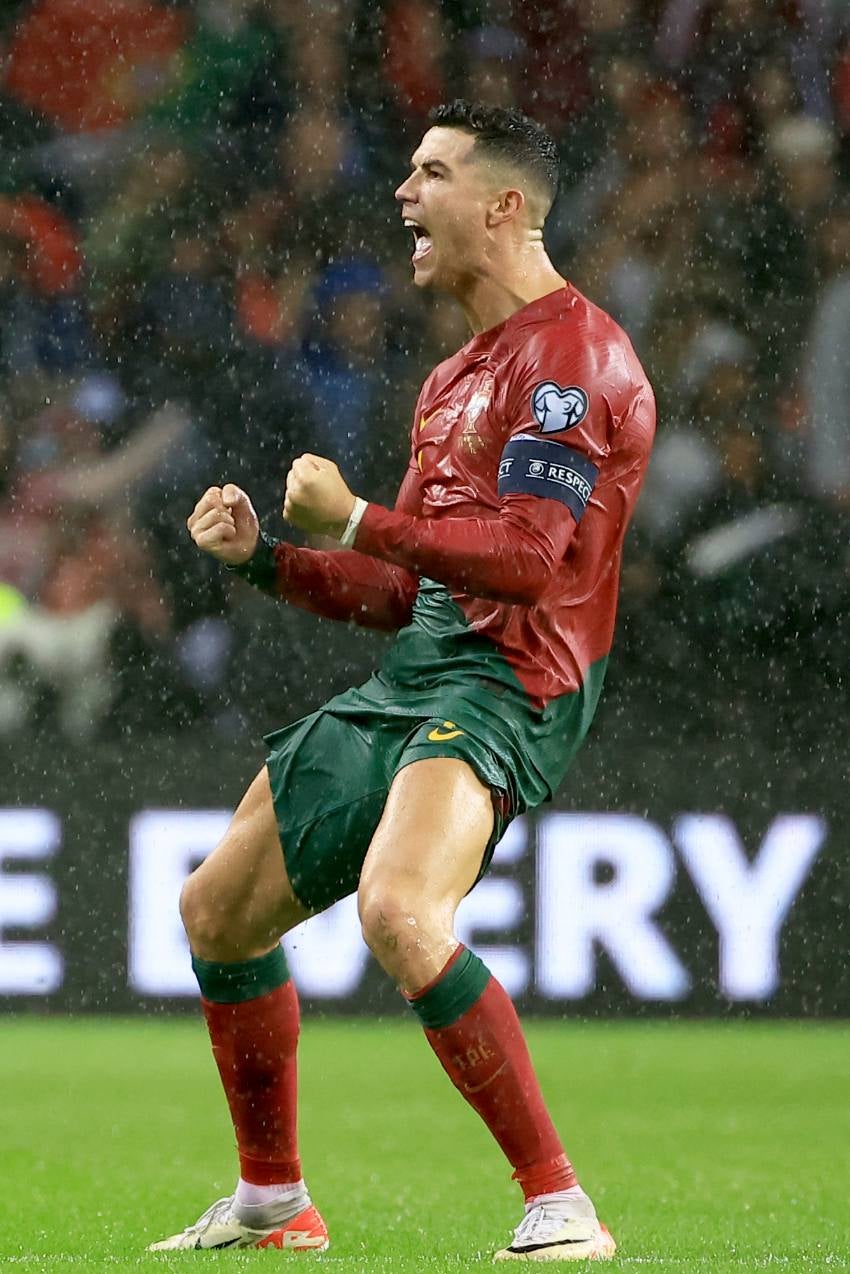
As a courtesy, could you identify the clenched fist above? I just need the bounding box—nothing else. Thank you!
[187,484,259,565]
[284,454,356,537]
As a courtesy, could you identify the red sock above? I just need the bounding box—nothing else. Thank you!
[411,948,577,1199]
[201,979,301,1185]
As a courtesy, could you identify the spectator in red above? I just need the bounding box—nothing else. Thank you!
[0,191,81,293]
[0,194,89,384]
[4,0,186,135]
[835,35,850,141]
[382,0,446,122]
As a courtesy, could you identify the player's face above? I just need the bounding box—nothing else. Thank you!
[395,128,494,292]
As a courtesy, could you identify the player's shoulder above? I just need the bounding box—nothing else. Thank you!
[499,284,650,392]
[493,284,655,446]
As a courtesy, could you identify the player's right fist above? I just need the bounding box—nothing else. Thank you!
[187,484,259,565]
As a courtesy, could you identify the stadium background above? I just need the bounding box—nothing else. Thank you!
[0,0,849,1020]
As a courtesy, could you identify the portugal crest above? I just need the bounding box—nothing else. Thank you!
[460,376,493,454]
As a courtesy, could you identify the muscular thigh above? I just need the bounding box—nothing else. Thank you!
[357,758,495,987]
[183,766,310,961]
[363,756,494,893]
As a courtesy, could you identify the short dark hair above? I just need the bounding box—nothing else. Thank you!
[428,100,559,213]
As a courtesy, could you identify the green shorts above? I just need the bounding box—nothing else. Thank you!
[264,677,514,914]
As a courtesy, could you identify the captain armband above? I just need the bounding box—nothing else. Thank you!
[497,433,599,522]
[225,529,280,589]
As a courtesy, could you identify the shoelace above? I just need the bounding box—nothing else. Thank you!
[186,1197,234,1235]
[513,1203,590,1245]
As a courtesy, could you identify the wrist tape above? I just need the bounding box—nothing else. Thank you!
[339,497,368,549]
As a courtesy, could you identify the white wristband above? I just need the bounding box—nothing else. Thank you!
[339,496,368,548]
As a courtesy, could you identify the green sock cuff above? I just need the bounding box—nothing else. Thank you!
[408,947,491,1030]
[192,946,290,1003]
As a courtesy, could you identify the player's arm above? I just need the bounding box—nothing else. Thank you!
[351,491,579,606]
[353,420,649,604]
[186,473,420,632]
[284,458,585,607]
[284,458,587,610]
[284,341,618,606]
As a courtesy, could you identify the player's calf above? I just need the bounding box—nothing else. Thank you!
[152,768,328,1254]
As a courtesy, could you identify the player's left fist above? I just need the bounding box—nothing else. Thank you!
[283,453,356,538]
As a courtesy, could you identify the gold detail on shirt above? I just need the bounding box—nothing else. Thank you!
[460,419,486,454]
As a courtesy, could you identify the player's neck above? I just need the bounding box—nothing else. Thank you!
[457,247,567,336]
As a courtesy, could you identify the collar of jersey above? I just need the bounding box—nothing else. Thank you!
[459,283,573,362]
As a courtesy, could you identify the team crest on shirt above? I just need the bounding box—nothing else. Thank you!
[465,384,492,425]
[460,377,493,454]
[531,381,589,433]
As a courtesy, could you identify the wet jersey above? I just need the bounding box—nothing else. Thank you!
[257,283,655,805]
[355,284,655,703]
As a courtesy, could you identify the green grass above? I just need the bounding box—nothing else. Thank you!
[0,1019,848,1271]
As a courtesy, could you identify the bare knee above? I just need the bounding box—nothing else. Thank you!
[179,866,264,962]
[179,869,232,958]
[358,882,454,988]
[359,888,414,961]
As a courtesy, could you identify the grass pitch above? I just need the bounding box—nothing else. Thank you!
[0,1018,847,1272]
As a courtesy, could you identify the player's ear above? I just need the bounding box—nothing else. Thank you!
[486,188,525,229]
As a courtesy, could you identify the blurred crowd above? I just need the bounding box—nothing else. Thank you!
[0,0,849,743]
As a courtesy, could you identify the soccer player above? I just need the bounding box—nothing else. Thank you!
[150,101,655,1261]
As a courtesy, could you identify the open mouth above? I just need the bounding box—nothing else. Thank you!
[404,218,433,263]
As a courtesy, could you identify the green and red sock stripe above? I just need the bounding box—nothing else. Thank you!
[193,945,302,1186]
[407,944,578,1200]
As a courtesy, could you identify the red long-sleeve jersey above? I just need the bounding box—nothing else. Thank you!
[264,283,655,711]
